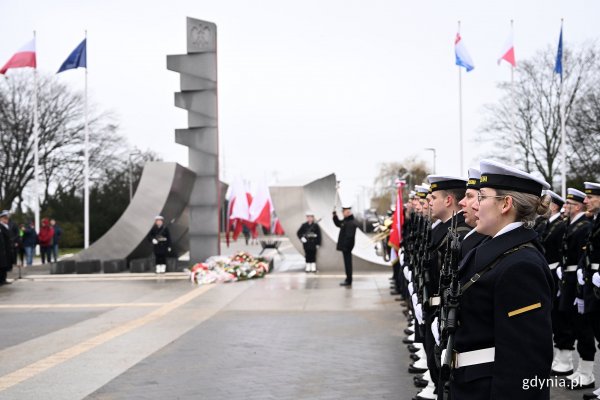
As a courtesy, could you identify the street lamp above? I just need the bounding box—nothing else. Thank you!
[128,151,142,201]
[425,148,436,174]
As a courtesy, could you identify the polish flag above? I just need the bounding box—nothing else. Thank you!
[498,31,516,67]
[249,179,273,231]
[272,218,285,236]
[226,178,253,242]
[1,39,36,74]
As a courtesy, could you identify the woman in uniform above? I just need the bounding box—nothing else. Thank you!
[450,159,554,399]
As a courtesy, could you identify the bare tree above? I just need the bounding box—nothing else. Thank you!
[0,71,124,210]
[372,156,428,213]
[481,43,599,186]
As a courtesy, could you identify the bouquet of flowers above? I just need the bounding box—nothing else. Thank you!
[186,252,270,285]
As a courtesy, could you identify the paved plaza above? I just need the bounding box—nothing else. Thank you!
[0,244,597,399]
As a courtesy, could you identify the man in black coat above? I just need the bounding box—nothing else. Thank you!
[333,205,357,286]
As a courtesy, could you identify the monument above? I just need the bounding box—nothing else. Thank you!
[167,17,221,263]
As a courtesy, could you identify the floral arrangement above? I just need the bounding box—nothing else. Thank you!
[186,252,270,285]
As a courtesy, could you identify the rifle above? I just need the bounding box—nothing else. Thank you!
[558,213,571,292]
[420,208,433,310]
[438,212,462,400]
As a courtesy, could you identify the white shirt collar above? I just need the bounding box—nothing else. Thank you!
[571,212,586,224]
[463,228,477,240]
[549,213,561,223]
[493,222,524,238]
[431,220,441,229]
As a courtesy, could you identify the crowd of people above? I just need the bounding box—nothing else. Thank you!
[0,211,63,285]
[384,159,600,400]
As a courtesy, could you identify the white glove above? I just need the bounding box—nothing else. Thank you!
[415,303,424,325]
[403,266,410,280]
[592,272,600,288]
[152,239,158,245]
[432,316,440,346]
[408,282,414,296]
[408,270,412,282]
[556,266,563,280]
[574,298,585,314]
[399,251,405,265]
[577,269,585,286]
[300,237,307,243]
[411,293,422,323]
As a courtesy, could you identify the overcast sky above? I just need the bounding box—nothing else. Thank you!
[1,0,599,207]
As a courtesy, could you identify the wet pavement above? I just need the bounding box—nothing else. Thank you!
[0,243,597,399]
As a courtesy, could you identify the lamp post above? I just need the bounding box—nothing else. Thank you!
[425,148,437,174]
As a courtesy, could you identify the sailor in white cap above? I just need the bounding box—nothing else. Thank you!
[458,168,489,259]
[534,190,568,377]
[581,181,600,400]
[333,204,357,286]
[553,188,595,386]
[450,159,554,399]
[148,216,171,274]
[297,211,322,273]
[412,175,470,400]
[577,182,600,399]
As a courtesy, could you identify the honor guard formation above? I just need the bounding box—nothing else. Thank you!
[385,159,600,400]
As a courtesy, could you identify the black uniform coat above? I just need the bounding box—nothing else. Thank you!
[540,215,566,265]
[558,216,592,312]
[0,224,13,271]
[427,212,470,296]
[148,225,172,258]
[459,229,489,260]
[452,226,554,400]
[333,214,357,252]
[297,222,322,262]
[579,215,600,313]
[0,225,8,271]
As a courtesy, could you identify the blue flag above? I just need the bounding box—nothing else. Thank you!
[554,27,563,80]
[57,39,86,73]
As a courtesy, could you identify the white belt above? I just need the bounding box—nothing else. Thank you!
[564,265,578,273]
[548,262,559,270]
[429,296,441,307]
[454,347,495,368]
[592,263,599,271]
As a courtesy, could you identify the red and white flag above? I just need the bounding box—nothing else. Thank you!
[1,39,36,74]
[249,179,273,231]
[498,31,516,67]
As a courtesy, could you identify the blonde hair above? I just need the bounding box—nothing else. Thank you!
[495,190,551,228]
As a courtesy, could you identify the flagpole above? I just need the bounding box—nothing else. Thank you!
[559,19,566,199]
[457,20,464,174]
[33,30,40,251]
[510,20,517,165]
[84,30,90,248]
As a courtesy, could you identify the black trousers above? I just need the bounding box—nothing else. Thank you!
[342,251,352,283]
[553,308,576,350]
[303,244,317,263]
[425,308,440,392]
[576,312,597,361]
[0,267,6,283]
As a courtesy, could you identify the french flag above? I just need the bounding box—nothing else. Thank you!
[455,33,475,72]
[1,39,36,75]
